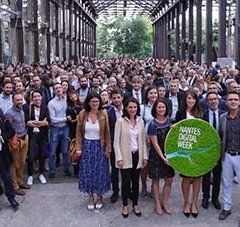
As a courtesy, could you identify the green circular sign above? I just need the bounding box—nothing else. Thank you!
[165,119,221,177]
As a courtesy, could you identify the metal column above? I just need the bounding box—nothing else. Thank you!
[218,0,227,57]
[188,0,194,61]
[236,0,240,66]
[181,1,186,60]
[46,0,51,64]
[74,9,78,59]
[11,0,24,63]
[33,0,39,63]
[196,0,202,64]
[206,0,212,65]
[55,4,59,57]
[61,0,66,60]
[175,6,180,60]
[69,0,73,59]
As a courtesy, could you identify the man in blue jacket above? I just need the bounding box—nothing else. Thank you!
[107,88,124,203]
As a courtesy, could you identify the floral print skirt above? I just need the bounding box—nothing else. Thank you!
[78,139,110,194]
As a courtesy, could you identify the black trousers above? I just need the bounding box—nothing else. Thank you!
[0,166,15,200]
[110,148,119,194]
[28,133,47,176]
[120,152,141,206]
[202,159,222,201]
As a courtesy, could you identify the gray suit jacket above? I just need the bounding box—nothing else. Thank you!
[219,112,228,160]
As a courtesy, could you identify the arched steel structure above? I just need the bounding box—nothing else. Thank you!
[151,0,240,66]
[0,0,239,66]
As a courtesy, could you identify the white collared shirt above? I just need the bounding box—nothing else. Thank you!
[125,117,139,152]
[114,106,123,120]
[0,93,12,114]
[169,94,178,120]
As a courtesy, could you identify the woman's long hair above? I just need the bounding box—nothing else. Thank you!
[180,89,203,118]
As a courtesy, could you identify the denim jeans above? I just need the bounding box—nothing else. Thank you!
[222,153,240,210]
[49,126,69,174]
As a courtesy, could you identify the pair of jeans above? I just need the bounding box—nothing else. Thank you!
[28,133,47,176]
[222,153,240,210]
[120,152,141,206]
[49,126,69,174]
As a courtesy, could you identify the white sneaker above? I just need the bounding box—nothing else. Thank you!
[39,174,47,184]
[27,176,33,186]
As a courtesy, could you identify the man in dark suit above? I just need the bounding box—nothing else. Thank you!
[202,91,225,210]
[0,107,19,210]
[107,88,124,203]
[165,80,184,123]
[125,75,145,104]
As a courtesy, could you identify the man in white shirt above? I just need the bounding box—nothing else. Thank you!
[0,81,13,114]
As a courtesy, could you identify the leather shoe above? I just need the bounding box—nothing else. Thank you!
[183,211,190,217]
[110,193,118,203]
[202,198,209,209]
[122,212,129,218]
[132,205,142,217]
[19,184,31,190]
[0,184,3,195]
[8,198,19,211]
[219,210,231,220]
[14,188,26,196]
[212,200,221,210]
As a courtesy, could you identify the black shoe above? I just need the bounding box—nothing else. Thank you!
[219,210,231,220]
[191,212,198,218]
[212,199,221,210]
[183,211,190,217]
[64,168,72,177]
[132,205,142,217]
[0,184,3,195]
[110,193,118,203]
[122,212,129,218]
[48,173,55,179]
[8,198,19,211]
[202,198,209,209]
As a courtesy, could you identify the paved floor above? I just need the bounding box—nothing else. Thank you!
[0,175,239,227]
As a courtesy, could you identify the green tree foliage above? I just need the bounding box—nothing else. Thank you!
[97,16,153,58]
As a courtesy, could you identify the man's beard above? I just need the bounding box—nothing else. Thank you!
[81,85,88,89]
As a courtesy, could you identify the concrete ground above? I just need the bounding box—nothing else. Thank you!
[0,174,239,227]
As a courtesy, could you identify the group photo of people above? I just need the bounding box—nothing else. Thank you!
[0,58,239,224]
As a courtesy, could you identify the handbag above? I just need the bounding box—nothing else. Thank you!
[0,117,20,152]
[69,138,80,164]
[8,134,20,152]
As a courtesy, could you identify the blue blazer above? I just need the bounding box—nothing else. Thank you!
[203,108,225,133]
[107,105,118,145]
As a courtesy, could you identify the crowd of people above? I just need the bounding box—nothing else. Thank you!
[0,58,239,223]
